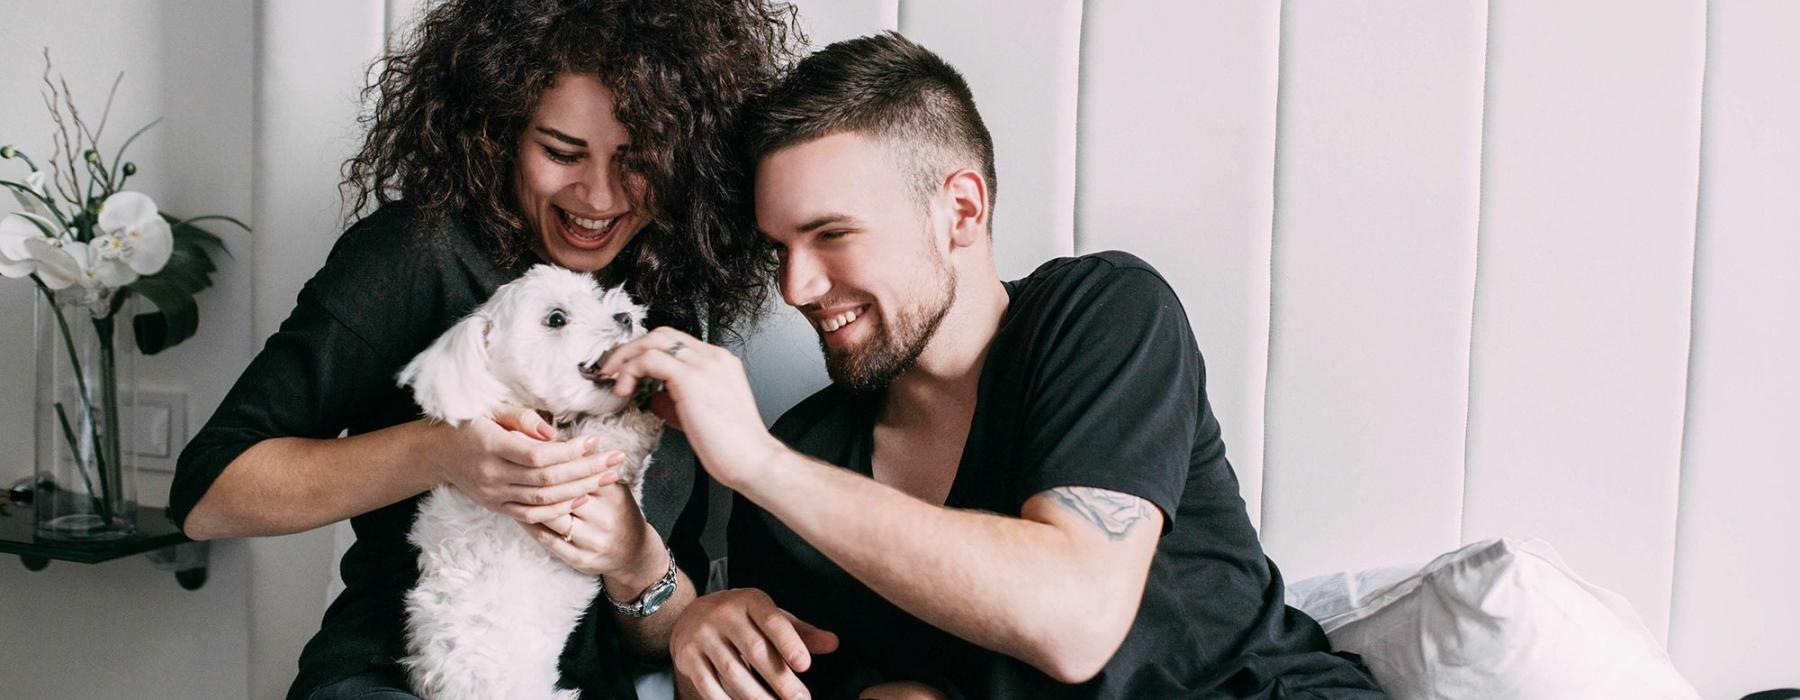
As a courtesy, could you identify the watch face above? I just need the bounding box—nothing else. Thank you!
[640,578,676,613]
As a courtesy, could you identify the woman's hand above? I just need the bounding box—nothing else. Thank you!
[419,405,623,525]
[522,481,662,587]
[670,588,838,700]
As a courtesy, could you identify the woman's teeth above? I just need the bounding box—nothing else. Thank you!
[821,307,861,332]
[563,210,616,238]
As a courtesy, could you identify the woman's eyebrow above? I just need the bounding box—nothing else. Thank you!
[534,126,587,148]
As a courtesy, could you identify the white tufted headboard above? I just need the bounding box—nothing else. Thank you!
[730,2,1800,698]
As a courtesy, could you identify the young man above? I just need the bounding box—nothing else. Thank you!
[598,32,1384,699]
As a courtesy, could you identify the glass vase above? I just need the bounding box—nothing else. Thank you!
[33,284,138,542]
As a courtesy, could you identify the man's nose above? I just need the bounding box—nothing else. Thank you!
[781,248,828,308]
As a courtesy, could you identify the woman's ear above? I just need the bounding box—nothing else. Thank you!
[397,313,508,425]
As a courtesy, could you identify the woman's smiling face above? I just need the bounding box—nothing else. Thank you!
[514,73,650,273]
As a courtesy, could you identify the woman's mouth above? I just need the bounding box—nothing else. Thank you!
[556,206,622,251]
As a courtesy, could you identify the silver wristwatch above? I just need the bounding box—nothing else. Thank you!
[603,546,678,618]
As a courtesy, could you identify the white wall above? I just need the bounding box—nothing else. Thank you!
[0,2,255,698]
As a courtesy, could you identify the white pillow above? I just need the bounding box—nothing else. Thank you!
[1288,538,1700,700]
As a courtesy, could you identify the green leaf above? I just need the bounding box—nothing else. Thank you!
[163,215,232,257]
[160,247,217,289]
[128,277,200,355]
[176,214,250,232]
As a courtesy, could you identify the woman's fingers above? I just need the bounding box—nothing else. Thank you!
[495,432,596,468]
[510,450,622,487]
[492,404,555,440]
[502,469,612,507]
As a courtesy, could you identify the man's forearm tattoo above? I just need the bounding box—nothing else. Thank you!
[1046,486,1151,541]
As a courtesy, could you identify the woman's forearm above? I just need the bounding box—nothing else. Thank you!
[181,420,441,539]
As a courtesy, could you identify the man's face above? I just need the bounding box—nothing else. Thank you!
[756,132,956,390]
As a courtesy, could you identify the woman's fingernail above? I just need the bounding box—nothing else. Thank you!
[606,451,625,465]
[583,436,599,453]
[571,495,589,509]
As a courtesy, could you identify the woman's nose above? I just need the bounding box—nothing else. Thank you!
[577,162,625,213]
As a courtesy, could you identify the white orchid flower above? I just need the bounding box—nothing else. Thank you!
[0,211,64,280]
[92,191,172,284]
[0,212,87,290]
[9,170,53,218]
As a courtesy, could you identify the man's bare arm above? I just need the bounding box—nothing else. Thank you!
[740,452,1161,685]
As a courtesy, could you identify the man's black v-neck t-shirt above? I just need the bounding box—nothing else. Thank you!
[728,252,1384,698]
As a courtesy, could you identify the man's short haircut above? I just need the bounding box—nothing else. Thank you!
[746,31,998,224]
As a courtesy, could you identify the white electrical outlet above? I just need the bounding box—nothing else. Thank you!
[130,388,188,474]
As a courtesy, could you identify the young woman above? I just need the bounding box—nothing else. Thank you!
[168,2,799,697]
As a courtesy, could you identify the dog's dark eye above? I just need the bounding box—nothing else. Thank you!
[613,312,632,329]
[545,309,568,329]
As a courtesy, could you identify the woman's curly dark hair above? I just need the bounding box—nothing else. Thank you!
[342,0,803,343]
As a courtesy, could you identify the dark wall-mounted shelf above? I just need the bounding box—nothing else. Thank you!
[0,502,208,589]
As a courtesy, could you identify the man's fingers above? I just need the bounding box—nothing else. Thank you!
[787,613,840,656]
[607,345,689,398]
[748,609,819,672]
[685,654,736,700]
[600,326,702,375]
[732,625,810,700]
[709,644,779,700]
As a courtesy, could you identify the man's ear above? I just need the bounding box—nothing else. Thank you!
[942,168,989,248]
[396,313,508,425]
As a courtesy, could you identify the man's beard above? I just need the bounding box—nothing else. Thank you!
[822,253,956,391]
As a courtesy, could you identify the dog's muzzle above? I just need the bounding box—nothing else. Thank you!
[579,356,664,411]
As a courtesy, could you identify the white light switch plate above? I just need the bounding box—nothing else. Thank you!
[131,388,188,474]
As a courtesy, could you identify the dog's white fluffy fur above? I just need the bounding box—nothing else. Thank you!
[396,265,664,700]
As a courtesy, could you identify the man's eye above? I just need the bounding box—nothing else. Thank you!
[818,230,849,241]
[544,147,580,164]
[545,309,568,328]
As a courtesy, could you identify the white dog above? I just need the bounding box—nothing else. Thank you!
[396,264,664,700]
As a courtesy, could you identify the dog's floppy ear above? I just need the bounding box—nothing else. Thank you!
[397,313,508,425]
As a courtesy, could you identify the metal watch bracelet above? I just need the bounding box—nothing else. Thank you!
[603,545,677,618]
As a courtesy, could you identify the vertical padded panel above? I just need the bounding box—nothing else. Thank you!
[1262,0,1486,578]
[253,2,387,698]
[1076,1,1280,527]
[789,0,897,47]
[1463,0,1704,642]
[900,0,1083,280]
[741,2,898,423]
[1669,2,1800,695]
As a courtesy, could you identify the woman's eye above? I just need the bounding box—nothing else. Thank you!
[544,147,580,164]
[545,309,568,328]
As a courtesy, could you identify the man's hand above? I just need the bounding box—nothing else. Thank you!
[671,588,839,700]
[598,327,786,489]
[420,405,624,524]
